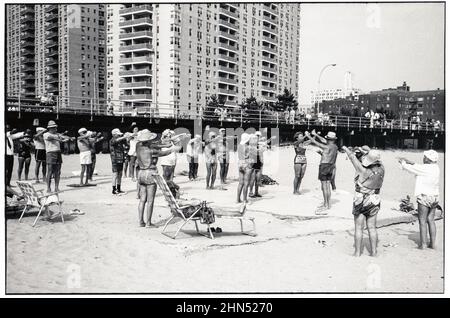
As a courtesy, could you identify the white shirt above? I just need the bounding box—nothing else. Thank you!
[6,132,24,155]
[128,138,138,156]
[401,162,440,197]
[43,132,61,153]
[186,139,201,157]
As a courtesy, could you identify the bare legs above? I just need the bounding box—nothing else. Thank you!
[249,169,262,197]
[35,160,46,183]
[320,180,332,209]
[293,164,307,194]
[353,213,378,256]
[138,183,157,227]
[46,164,61,193]
[206,162,217,189]
[79,164,90,186]
[237,167,252,203]
[331,166,337,191]
[417,203,437,249]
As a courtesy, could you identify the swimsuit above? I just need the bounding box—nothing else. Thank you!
[294,143,307,164]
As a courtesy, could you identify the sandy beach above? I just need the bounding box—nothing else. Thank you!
[6,147,444,293]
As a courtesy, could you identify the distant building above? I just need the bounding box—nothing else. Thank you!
[320,82,445,122]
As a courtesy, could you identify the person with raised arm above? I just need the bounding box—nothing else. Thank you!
[292,131,312,195]
[33,127,47,183]
[304,130,338,214]
[249,132,277,198]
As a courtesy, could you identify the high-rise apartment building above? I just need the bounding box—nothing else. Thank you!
[107,3,300,115]
[6,4,106,111]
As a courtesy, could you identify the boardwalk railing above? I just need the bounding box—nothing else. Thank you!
[6,95,445,132]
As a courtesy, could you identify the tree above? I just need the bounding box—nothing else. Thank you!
[204,94,225,119]
[274,88,298,112]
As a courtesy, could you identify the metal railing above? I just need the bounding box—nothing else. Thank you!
[5,95,445,132]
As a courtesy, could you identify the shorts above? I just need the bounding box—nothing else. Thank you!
[18,152,31,160]
[417,194,439,209]
[79,151,92,165]
[352,192,381,217]
[46,151,62,165]
[111,161,124,173]
[35,149,46,162]
[239,164,253,174]
[318,163,335,181]
[138,169,157,185]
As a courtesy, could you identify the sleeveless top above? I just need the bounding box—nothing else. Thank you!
[355,164,385,194]
[294,142,307,164]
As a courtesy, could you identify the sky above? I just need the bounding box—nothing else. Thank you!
[298,3,445,105]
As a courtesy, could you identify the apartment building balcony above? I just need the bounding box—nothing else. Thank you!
[219,6,239,19]
[218,42,238,52]
[47,29,58,39]
[21,56,35,64]
[119,43,154,52]
[263,4,279,16]
[21,48,34,56]
[120,4,153,15]
[262,34,277,44]
[47,39,58,48]
[20,64,34,72]
[21,81,35,89]
[218,88,237,96]
[261,94,277,102]
[217,77,238,85]
[20,6,34,14]
[46,23,58,31]
[261,44,277,54]
[120,94,152,101]
[46,5,58,13]
[21,24,35,32]
[46,50,59,58]
[119,30,152,40]
[45,13,58,21]
[119,17,153,28]
[263,24,277,34]
[22,74,35,81]
[21,15,34,23]
[20,32,34,40]
[261,74,277,83]
[46,68,59,75]
[121,81,152,89]
[218,64,237,73]
[119,69,153,77]
[218,53,238,63]
[261,54,276,63]
[262,65,277,73]
[119,56,153,64]
[218,18,239,30]
[218,30,238,41]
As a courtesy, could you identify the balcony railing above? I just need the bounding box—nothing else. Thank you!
[119,17,153,27]
[119,30,152,39]
[218,31,238,41]
[119,43,154,52]
[217,77,238,85]
[217,53,238,63]
[261,45,277,54]
[219,6,239,19]
[119,56,153,64]
[119,69,152,76]
[120,94,153,100]
[218,64,237,73]
[120,4,153,15]
[218,18,239,30]
[121,81,152,88]
[218,42,238,52]
[218,88,237,95]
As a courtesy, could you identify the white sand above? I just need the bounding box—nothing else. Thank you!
[6,147,444,293]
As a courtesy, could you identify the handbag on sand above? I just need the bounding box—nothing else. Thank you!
[199,201,215,225]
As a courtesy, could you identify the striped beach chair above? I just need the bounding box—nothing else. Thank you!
[17,181,64,227]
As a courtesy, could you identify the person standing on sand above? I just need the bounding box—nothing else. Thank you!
[6,125,25,187]
[186,134,202,181]
[88,132,104,181]
[292,131,312,195]
[342,147,385,257]
[249,132,276,198]
[128,125,139,182]
[109,128,132,195]
[136,129,181,227]
[43,121,72,193]
[217,128,236,189]
[77,128,92,186]
[33,127,47,183]
[305,130,338,214]
[237,133,253,204]
[204,131,220,189]
[17,130,33,181]
[159,129,178,182]
[399,150,440,250]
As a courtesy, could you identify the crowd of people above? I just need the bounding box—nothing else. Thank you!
[5,120,441,257]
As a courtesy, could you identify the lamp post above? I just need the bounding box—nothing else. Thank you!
[315,63,336,114]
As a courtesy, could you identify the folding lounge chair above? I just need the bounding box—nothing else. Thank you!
[16,181,64,227]
[153,174,256,239]
[153,174,214,239]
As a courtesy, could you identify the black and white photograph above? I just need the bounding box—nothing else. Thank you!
[1,0,446,296]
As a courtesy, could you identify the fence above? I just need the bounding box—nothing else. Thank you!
[6,95,445,132]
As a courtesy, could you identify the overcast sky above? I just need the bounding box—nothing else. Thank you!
[298,3,445,104]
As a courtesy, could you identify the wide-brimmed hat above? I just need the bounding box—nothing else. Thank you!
[255,131,262,137]
[111,128,123,136]
[36,127,46,133]
[424,150,438,163]
[361,150,381,167]
[137,129,157,142]
[325,131,337,140]
[240,133,252,145]
[357,145,371,155]
[47,120,58,129]
[78,127,88,135]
